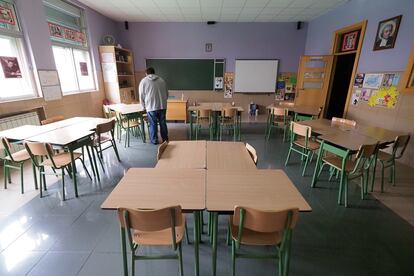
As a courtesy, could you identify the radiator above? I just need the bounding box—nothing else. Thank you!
[0,111,40,154]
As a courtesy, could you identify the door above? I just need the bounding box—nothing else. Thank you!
[295,55,334,113]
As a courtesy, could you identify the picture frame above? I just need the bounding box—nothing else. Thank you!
[362,73,384,89]
[373,15,402,51]
[341,30,359,52]
[399,44,414,94]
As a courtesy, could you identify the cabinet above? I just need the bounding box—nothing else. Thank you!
[99,46,136,103]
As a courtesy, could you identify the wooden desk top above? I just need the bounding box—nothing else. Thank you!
[101,168,206,211]
[108,103,145,115]
[188,102,244,112]
[298,119,354,135]
[355,125,405,144]
[206,169,311,212]
[156,140,207,169]
[0,125,45,141]
[206,141,257,170]
[27,126,94,146]
[266,104,320,116]
[318,131,378,151]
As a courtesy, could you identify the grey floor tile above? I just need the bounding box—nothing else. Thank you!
[27,251,90,276]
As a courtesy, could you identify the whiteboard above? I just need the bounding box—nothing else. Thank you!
[234,60,279,93]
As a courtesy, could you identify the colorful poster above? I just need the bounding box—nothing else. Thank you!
[354,73,365,88]
[352,89,361,105]
[48,21,86,45]
[79,62,88,76]
[0,6,15,25]
[363,73,384,89]
[214,77,223,89]
[381,73,395,88]
[360,88,371,101]
[224,72,233,99]
[48,22,64,38]
[368,86,399,108]
[0,56,21,78]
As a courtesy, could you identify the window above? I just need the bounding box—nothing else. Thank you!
[0,1,36,101]
[44,0,96,94]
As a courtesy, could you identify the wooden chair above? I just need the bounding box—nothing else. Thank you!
[117,206,185,276]
[285,122,320,176]
[40,115,64,125]
[92,120,121,171]
[219,107,238,141]
[157,140,168,160]
[266,107,289,141]
[229,206,299,276]
[318,143,379,207]
[1,137,37,193]
[115,112,143,147]
[245,143,258,166]
[195,109,213,140]
[374,135,410,192]
[332,117,357,127]
[25,142,91,200]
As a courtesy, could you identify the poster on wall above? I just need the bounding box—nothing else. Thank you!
[0,6,15,26]
[79,62,88,76]
[341,30,359,52]
[363,73,384,89]
[381,73,396,88]
[48,21,86,46]
[360,88,371,101]
[351,89,361,105]
[353,73,365,88]
[214,77,223,89]
[224,72,233,99]
[368,86,399,108]
[0,56,21,78]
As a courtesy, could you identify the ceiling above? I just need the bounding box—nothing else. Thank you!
[78,0,348,22]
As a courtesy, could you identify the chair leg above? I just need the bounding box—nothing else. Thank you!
[79,158,92,180]
[381,163,385,193]
[3,161,7,189]
[95,147,105,172]
[130,249,135,276]
[391,160,396,186]
[344,176,349,207]
[111,139,121,162]
[360,174,365,200]
[61,168,66,201]
[39,167,43,198]
[302,151,310,176]
[338,171,345,205]
[32,163,38,190]
[284,147,292,166]
[184,220,190,244]
[231,240,236,276]
[7,166,11,184]
[42,167,47,191]
[178,243,184,276]
[20,163,24,194]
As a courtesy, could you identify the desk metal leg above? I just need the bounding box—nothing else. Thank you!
[189,111,193,140]
[211,212,218,276]
[193,211,200,276]
[311,141,324,188]
[120,226,128,276]
[69,150,78,197]
[370,152,378,192]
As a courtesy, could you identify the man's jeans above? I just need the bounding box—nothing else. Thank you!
[147,109,168,144]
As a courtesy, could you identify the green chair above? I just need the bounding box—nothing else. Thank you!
[294,107,322,122]
[92,120,121,171]
[218,107,238,141]
[115,112,143,147]
[318,143,379,207]
[25,142,91,200]
[374,135,410,192]
[229,206,299,276]
[285,122,320,176]
[195,108,214,140]
[1,137,37,194]
[117,206,185,276]
[266,107,289,141]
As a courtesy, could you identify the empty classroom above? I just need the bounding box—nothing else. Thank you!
[0,0,413,275]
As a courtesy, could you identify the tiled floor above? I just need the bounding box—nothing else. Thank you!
[0,123,413,276]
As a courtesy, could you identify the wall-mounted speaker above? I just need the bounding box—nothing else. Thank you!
[125,21,129,30]
[297,21,302,30]
[207,21,216,25]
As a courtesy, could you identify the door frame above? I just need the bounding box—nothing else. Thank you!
[328,20,367,117]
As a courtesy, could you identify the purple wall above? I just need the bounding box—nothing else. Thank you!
[305,0,414,72]
[15,0,118,71]
[117,22,308,72]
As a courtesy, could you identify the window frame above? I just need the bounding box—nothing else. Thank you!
[0,0,38,102]
[46,0,97,95]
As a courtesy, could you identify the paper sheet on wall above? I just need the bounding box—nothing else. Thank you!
[102,63,117,83]
[38,70,60,86]
[101,53,114,63]
[42,85,62,101]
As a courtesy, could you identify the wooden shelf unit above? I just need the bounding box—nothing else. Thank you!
[99,46,136,104]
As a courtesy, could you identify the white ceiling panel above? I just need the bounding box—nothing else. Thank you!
[78,0,349,22]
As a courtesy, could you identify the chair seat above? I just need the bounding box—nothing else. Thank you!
[229,217,281,246]
[41,152,82,168]
[377,150,393,162]
[4,149,31,162]
[322,155,356,173]
[133,215,185,246]
[121,120,140,128]
[93,134,112,145]
[293,138,320,150]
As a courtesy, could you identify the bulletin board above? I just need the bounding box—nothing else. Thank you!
[38,69,62,101]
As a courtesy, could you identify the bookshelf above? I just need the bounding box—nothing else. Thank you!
[99,46,136,103]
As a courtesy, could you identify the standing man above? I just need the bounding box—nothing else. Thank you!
[139,67,169,145]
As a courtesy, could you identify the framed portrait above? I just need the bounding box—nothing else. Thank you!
[373,15,402,51]
[0,56,21,78]
[341,30,359,52]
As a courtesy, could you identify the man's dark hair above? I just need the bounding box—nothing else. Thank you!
[146,67,155,74]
